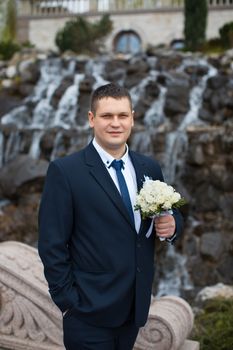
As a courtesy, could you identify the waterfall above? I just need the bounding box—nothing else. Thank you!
[29,130,44,159]
[130,129,154,156]
[130,70,157,107]
[85,58,109,89]
[1,106,31,129]
[31,100,54,129]
[163,60,218,184]
[0,58,88,163]
[144,85,167,126]
[53,73,85,129]
[33,58,77,102]
[178,60,217,130]
[50,131,64,161]
[4,131,21,163]
[156,245,193,297]
[130,79,166,156]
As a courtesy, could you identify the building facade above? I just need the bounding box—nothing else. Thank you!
[17,0,233,52]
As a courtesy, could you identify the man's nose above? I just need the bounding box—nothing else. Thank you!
[111,116,120,126]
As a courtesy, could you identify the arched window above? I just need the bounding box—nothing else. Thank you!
[114,31,141,54]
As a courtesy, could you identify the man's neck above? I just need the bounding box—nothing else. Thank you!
[93,138,127,160]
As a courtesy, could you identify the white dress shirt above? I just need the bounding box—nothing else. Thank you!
[92,138,141,233]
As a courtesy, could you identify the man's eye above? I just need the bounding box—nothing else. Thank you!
[119,114,129,118]
[102,114,112,119]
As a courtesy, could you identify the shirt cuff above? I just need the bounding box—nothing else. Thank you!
[166,232,177,244]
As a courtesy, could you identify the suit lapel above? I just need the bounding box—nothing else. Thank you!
[129,151,146,192]
[129,151,153,235]
[84,143,135,229]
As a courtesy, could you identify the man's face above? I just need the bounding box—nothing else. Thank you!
[88,97,134,156]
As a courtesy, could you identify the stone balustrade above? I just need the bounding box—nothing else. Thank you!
[17,0,233,17]
[0,241,199,350]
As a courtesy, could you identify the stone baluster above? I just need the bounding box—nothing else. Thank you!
[15,0,233,16]
[35,0,42,15]
[89,0,99,12]
[209,0,217,6]
[134,296,199,350]
[0,241,199,350]
[208,0,227,6]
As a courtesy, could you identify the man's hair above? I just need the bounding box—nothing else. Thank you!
[90,83,133,114]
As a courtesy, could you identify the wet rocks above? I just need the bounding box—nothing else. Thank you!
[200,73,233,124]
[50,76,74,109]
[0,193,41,245]
[181,122,233,289]
[0,155,48,198]
[200,232,225,261]
[0,91,22,118]
[0,52,41,117]
[195,283,233,304]
[0,155,48,244]
[134,80,160,121]
[164,72,191,120]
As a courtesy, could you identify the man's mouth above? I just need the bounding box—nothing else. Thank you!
[108,132,122,135]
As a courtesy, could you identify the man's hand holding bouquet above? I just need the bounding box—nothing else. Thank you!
[135,177,186,241]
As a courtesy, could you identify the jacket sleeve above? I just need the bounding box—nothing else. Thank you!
[169,208,184,243]
[38,161,79,312]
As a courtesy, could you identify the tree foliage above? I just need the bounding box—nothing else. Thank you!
[0,0,19,60]
[0,0,5,39]
[2,0,17,42]
[184,0,208,51]
[55,14,113,54]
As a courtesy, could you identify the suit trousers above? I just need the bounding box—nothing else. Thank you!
[63,311,139,350]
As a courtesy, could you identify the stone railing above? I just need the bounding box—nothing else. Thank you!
[0,241,63,350]
[17,0,233,17]
[0,241,199,350]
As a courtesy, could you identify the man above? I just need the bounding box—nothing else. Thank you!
[38,83,183,350]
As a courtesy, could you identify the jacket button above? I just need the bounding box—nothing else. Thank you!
[137,267,141,273]
[137,243,141,248]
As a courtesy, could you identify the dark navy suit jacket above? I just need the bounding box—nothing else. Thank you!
[38,142,183,328]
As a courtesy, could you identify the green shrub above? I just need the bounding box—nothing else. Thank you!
[91,13,113,40]
[219,21,233,48]
[0,40,20,60]
[199,37,225,54]
[55,14,113,54]
[21,41,35,49]
[191,297,233,350]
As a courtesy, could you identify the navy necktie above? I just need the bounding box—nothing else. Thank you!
[111,159,134,224]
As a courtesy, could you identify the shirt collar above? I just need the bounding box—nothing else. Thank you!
[92,138,129,168]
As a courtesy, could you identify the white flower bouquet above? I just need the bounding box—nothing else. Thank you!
[135,178,186,220]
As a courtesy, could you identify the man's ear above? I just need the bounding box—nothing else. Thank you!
[88,111,94,128]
